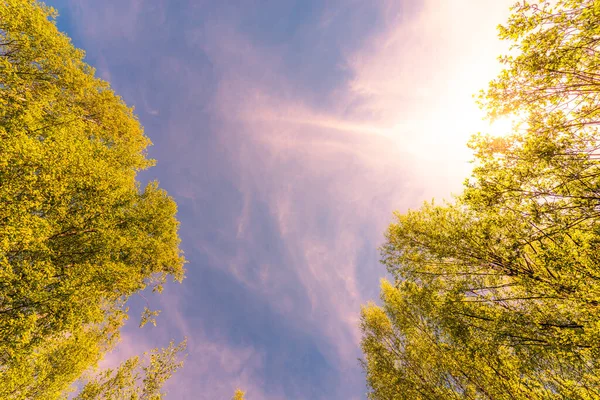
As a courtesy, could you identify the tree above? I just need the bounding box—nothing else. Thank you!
[232,389,246,400]
[74,339,186,400]
[361,0,600,398]
[0,0,185,397]
[361,280,542,400]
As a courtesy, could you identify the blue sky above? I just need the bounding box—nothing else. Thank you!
[46,1,512,398]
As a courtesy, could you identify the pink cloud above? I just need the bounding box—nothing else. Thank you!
[63,0,518,397]
[164,331,276,400]
[343,0,514,197]
[189,0,515,372]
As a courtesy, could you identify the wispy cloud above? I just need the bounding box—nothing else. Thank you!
[54,0,513,398]
[342,0,513,195]
[196,0,512,361]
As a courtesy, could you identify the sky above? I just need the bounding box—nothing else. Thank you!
[46,1,512,399]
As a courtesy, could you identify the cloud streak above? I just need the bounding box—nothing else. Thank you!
[52,0,514,398]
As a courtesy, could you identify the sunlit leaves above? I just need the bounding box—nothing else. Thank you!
[0,0,185,397]
[75,339,187,400]
[361,1,600,399]
[140,307,161,328]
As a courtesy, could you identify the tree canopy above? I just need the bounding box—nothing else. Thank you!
[74,340,186,400]
[0,0,186,397]
[361,0,600,399]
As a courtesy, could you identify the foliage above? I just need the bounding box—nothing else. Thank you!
[0,0,185,397]
[361,0,600,399]
[232,389,246,400]
[74,339,186,400]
